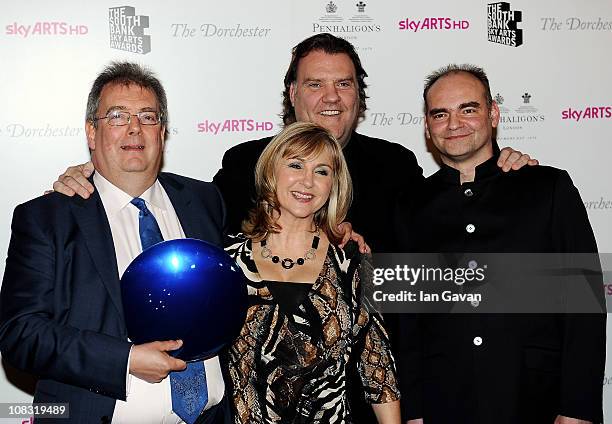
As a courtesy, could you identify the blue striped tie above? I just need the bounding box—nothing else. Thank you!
[130,197,208,424]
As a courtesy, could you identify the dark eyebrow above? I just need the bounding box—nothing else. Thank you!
[104,105,128,115]
[428,101,482,117]
[459,101,481,109]
[428,107,448,116]
[104,106,158,115]
[303,76,355,84]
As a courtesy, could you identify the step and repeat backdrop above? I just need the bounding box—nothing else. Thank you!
[1,0,611,420]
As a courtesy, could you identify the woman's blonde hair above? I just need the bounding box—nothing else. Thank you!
[242,122,352,244]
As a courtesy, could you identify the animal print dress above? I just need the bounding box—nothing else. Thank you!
[225,235,399,423]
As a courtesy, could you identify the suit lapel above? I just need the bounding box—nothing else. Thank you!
[159,174,201,239]
[69,192,124,323]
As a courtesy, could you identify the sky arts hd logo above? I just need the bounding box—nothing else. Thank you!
[5,22,88,37]
[197,119,274,135]
[398,17,469,32]
[109,6,151,54]
[561,106,612,122]
[487,2,523,47]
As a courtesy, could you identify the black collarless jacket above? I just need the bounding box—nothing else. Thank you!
[393,156,606,424]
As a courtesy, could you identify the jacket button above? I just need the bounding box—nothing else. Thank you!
[464,188,474,197]
[473,336,483,346]
[466,224,476,233]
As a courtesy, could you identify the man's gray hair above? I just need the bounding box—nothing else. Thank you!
[86,62,168,127]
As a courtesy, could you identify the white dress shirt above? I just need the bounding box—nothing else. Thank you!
[93,172,224,424]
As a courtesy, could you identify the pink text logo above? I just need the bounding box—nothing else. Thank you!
[5,22,88,37]
[398,18,469,32]
[561,106,612,122]
[197,119,274,135]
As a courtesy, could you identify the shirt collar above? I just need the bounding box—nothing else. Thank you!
[138,180,167,211]
[93,172,166,214]
[436,153,501,185]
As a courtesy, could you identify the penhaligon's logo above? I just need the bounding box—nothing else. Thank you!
[326,1,338,14]
[522,92,532,104]
[314,0,380,32]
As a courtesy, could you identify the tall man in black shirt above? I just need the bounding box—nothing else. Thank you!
[395,64,605,424]
[212,34,422,252]
[212,34,534,252]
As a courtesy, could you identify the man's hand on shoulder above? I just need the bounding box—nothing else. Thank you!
[337,222,370,253]
[554,415,591,424]
[52,161,96,198]
[129,340,187,383]
[498,147,539,172]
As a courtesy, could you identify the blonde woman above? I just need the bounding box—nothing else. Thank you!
[225,122,400,424]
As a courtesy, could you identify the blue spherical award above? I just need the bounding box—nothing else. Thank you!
[121,238,248,361]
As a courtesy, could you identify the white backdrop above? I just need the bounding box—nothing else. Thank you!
[1,0,612,421]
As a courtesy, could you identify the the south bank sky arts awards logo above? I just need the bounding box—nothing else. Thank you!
[313,1,381,34]
[487,2,523,47]
[494,91,545,142]
[109,6,151,54]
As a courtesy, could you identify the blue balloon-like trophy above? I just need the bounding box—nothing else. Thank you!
[121,238,248,361]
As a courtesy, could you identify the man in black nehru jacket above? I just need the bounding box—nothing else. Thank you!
[395,64,605,424]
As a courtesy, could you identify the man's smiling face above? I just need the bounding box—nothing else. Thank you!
[290,50,360,147]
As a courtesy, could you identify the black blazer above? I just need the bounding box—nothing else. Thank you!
[0,172,225,423]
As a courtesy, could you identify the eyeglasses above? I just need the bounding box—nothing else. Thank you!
[93,110,162,127]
